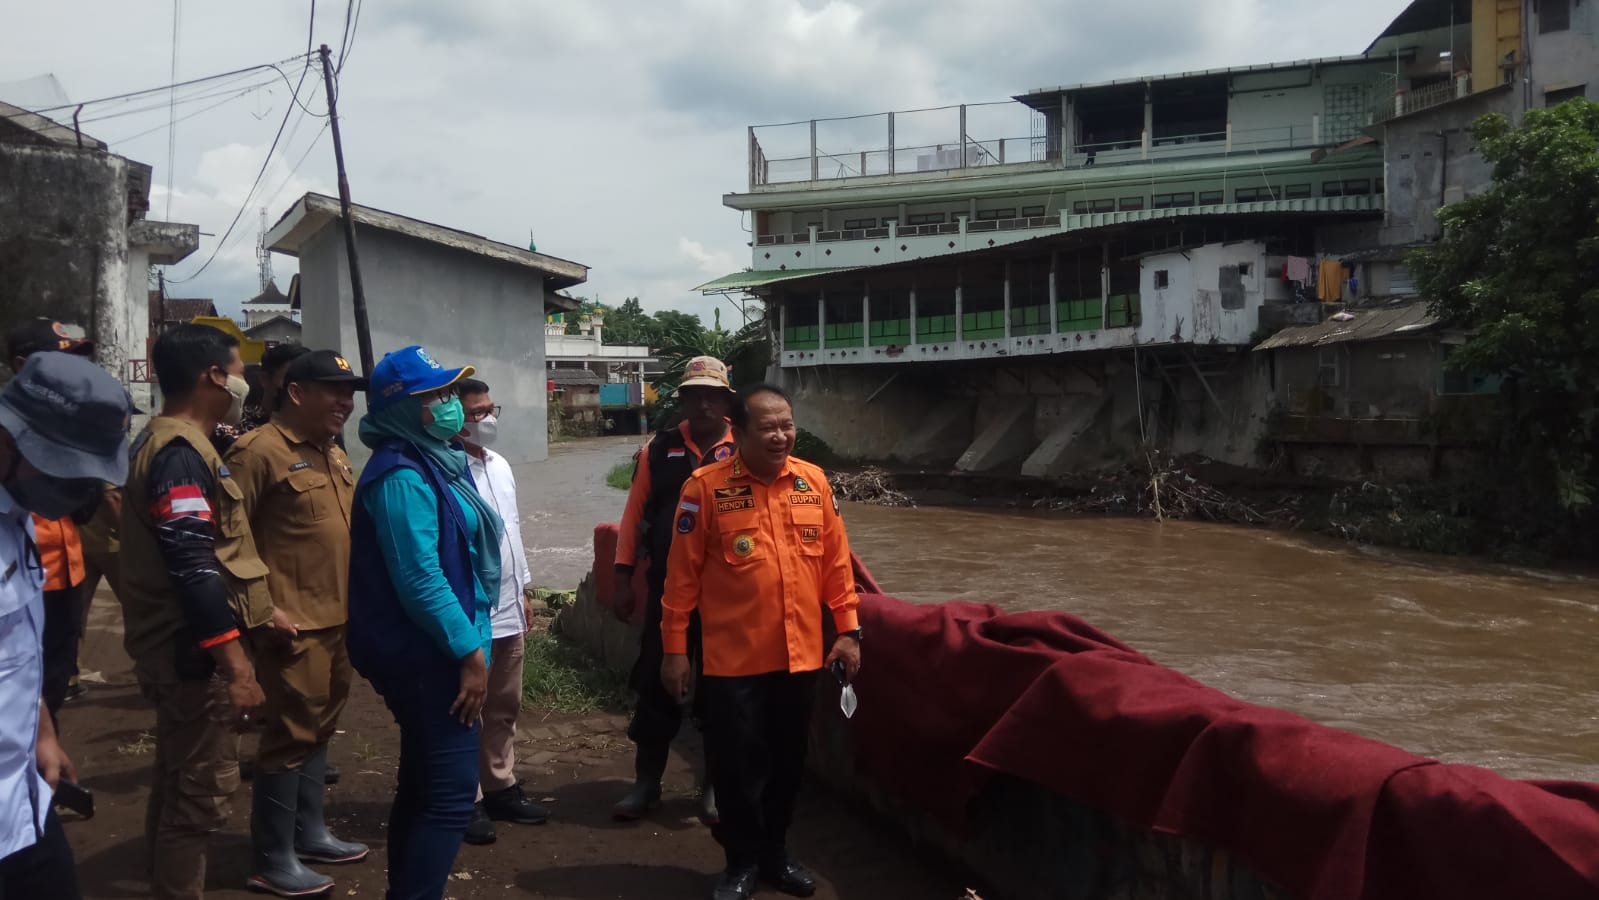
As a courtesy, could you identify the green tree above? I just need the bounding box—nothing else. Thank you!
[1410,98,1599,514]
[601,297,658,347]
[650,306,770,426]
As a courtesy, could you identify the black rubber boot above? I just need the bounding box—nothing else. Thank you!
[247,771,334,897]
[612,742,668,821]
[293,744,368,865]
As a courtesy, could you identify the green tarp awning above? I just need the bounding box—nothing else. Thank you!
[693,267,857,294]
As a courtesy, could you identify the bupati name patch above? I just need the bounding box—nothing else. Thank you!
[714,485,752,499]
[790,493,822,506]
[799,525,820,542]
[716,497,756,513]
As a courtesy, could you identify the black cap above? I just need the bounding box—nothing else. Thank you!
[0,352,133,484]
[8,318,95,362]
[285,350,369,390]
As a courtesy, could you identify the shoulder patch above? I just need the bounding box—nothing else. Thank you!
[676,511,697,533]
[218,465,232,478]
[713,445,733,461]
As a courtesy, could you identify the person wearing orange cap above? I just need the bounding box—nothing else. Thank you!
[7,319,98,725]
[612,356,737,825]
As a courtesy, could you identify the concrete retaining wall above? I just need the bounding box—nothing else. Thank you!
[558,572,1288,900]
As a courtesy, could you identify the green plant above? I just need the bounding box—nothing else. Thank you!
[605,460,635,491]
[520,631,633,714]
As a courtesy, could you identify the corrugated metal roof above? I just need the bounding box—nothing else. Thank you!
[1017,55,1376,103]
[693,267,858,294]
[1255,302,1439,351]
[547,368,603,386]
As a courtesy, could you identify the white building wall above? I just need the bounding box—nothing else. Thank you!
[1138,241,1270,346]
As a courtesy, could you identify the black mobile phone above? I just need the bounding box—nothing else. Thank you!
[53,779,94,820]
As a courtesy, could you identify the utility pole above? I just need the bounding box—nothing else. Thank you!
[318,43,375,375]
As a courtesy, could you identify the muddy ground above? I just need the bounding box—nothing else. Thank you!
[60,590,973,900]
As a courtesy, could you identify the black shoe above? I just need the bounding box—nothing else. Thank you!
[760,859,817,898]
[482,783,549,825]
[323,764,340,786]
[63,683,86,704]
[463,804,496,845]
[711,868,758,900]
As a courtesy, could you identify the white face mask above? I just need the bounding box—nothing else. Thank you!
[221,374,249,426]
[463,414,498,447]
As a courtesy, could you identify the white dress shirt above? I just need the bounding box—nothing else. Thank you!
[0,483,50,860]
[467,448,532,640]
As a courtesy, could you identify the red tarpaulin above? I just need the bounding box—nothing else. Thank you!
[850,595,1599,900]
[590,524,1599,898]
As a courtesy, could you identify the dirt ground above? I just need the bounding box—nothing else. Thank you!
[59,587,975,900]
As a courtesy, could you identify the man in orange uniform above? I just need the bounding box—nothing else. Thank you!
[661,384,862,900]
[8,319,98,724]
[612,356,736,823]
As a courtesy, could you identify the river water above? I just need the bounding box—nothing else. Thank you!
[517,437,1599,783]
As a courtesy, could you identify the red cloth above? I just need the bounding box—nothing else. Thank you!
[848,594,1599,900]
[591,524,649,623]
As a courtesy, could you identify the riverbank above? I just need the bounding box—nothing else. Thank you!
[834,456,1583,564]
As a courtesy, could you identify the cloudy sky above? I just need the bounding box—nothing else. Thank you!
[3,0,1401,324]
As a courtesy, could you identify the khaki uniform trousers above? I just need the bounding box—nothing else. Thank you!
[141,675,241,900]
[253,625,353,772]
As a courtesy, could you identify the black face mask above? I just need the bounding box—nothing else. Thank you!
[2,456,102,520]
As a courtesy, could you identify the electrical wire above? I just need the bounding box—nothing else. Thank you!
[166,0,181,220]
[103,83,274,145]
[336,0,362,75]
[3,54,312,122]
[167,69,315,283]
[260,120,330,213]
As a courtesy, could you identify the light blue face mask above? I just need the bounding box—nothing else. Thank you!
[424,396,465,442]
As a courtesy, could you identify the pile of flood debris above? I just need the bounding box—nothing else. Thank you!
[1036,452,1298,526]
[829,466,916,507]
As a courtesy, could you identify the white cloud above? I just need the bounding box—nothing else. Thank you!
[678,237,738,276]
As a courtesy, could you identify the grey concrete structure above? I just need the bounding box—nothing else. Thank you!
[267,193,589,469]
[0,101,197,412]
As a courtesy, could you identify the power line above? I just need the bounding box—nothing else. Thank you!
[102,83,275,145]
[5,53,312,122]
[261,119,330,212]
[167,71,313,285]
[336,0,362,75]
[166,0,181,220]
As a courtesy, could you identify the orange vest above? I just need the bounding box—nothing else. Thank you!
[32,515,85,592]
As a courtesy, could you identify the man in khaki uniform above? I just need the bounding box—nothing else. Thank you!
[120,324,271,900]
[225,350,369,895]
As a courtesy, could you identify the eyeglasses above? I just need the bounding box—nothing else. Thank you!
[419,388,459,404]
[465,404,502,423]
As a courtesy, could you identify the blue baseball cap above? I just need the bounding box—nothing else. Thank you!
[368,345,475,412]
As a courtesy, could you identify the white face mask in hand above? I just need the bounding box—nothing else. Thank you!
[463,414,499,447]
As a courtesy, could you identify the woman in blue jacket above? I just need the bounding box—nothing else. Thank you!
[347,345,502,900]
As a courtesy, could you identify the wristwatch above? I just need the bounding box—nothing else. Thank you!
[839,628,863,642]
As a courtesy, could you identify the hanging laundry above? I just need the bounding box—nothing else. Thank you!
[1317,259,1346,303]
[1286,256,1312,283]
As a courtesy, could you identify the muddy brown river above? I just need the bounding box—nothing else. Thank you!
[516,437,1599,783]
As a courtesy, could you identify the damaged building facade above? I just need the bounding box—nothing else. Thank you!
[0,100,198,412]
[702,0,1596,480]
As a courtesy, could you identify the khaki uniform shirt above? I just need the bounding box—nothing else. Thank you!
[120,417,272,684]
[225,418,355,630]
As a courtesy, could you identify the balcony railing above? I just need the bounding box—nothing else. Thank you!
[1367,71,1473,126]
[750,103,1343,190]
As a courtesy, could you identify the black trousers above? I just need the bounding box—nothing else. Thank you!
[701,670,818,870]
[626,580,703,758]
[0,811,82,900]
[40,588,80,726]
